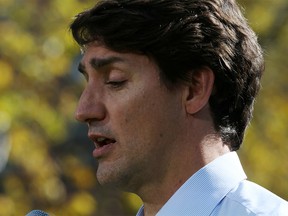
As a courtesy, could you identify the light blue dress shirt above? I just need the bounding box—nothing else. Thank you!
[136,152,288,216]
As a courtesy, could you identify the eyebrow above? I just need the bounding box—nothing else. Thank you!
[78,56,125,74]
[90,56,124,70]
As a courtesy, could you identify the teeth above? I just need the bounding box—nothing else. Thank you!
[96,137,106,142]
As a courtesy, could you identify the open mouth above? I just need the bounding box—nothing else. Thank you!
[88,133,116,158]
[93,137,116,148]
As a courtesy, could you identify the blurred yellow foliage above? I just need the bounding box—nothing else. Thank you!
[0,0,287,215]
[68,192,98,215]
[0,61,13,89]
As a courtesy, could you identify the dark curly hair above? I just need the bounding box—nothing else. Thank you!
[70,0,264,150]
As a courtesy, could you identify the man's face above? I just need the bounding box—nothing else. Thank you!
[75,43,186,191]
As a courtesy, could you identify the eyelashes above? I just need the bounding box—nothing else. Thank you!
[105,80,128,89]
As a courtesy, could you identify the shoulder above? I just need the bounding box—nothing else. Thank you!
[212,180,288,216]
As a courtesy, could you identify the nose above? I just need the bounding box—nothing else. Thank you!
[75,85,106,123]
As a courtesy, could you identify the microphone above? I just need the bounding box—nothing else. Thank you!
[26,210,50,216]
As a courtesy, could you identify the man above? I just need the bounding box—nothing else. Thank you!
[70,0,288,215]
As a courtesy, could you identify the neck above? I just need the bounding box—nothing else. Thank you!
[137,113,231,216]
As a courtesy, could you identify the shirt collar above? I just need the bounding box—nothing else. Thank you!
[136,152,247,216]
[136,205,144,216]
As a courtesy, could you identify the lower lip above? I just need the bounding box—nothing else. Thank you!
[92,143,114,158]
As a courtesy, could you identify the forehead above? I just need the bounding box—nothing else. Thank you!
[80,43,121,62]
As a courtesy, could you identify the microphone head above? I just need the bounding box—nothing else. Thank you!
[26,210,50,216]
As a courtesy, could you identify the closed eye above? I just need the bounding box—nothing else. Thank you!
[105,80,127,89]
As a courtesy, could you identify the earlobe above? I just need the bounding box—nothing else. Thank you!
[184,67,215,115]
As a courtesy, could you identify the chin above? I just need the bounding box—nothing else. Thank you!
[96,170,135,191]
[96,169,122,186]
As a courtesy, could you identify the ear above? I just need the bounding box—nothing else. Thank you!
[184,67,215,115]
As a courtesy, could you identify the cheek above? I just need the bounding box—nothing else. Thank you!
[123,91,159,122]
[117,91,172,143]
[109,82,183,148]
[119,96,150,130]
[110,90,158,139]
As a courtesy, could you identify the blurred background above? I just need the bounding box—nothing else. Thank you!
[0,0,287,215]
